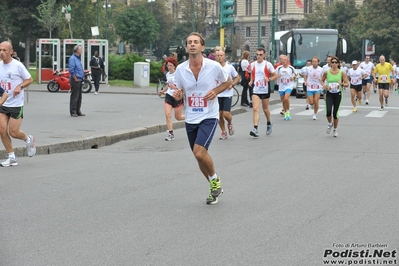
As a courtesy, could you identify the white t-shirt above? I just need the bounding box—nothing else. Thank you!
[322,64,331,73]
[0,59,31,107]
[305,66,323,91]
[359,61,374,77]
[175,58,229,124]
[249,61,275,94]
[241,59,249,73]
[347,67,366,86]
[218,64,238,97]
[276,65,296,91]
[165,71,176,96]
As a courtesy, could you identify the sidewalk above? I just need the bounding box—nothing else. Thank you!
[0,83,280,158]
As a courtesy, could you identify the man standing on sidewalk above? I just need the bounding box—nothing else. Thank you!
[0,41,36,167]
[173,32,231,205]
[69,45,85,117]
[90,51,105,95]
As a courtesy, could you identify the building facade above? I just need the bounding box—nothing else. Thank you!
[167,0,364,60]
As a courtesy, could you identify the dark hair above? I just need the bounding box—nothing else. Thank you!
[257,47,266,54]
[331,56,340,64]
[185,32,205,46]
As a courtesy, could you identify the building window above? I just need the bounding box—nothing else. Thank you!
[246,0,252,16]
[280,25,285,31]
[261,0,267,15]
[215,1,219,16]
[304,0,312,13]
[279,0,287,13]
[246,27,251,37]
[261,26,266,36]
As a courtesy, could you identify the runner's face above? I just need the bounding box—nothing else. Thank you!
[327,57,331,66]
[380,57,385,64]
[0,43,12,61]
[186,35,204,56]
[365,57,370,62]
[312,58,319,67]
[215,51,225,63]
[167,63,175,71]
[256,51,265,63]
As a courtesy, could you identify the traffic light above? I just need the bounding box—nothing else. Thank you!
[221,0,234,27]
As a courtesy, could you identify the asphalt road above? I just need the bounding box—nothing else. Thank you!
[1,90,399,265]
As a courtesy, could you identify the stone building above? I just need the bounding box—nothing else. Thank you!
[167,0,364,60]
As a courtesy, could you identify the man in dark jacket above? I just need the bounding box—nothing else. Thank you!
[90,50,105,95]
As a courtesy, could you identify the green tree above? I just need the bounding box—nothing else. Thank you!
[34,0,63,38]
[114,6,159,53]
[178,0,209,35]
[350,0,399,59]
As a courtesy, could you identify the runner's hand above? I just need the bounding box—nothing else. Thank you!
[204,90,217,100]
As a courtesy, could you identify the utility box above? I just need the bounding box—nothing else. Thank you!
[134,62,150,87]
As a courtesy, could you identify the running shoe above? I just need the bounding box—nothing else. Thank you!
[266,123,273,135]
[333,130,338,138]
[366,100,369,105]
[228,124,234,136]
[165,133,175,141]
[210,176,222,198]
[305,105,309,110]
[385,99,388,106]
[286,111,291,120]
[326,124,333,134]
[1,157,18,167]
[312,114,317,120]
[26,135,36,157]
[280,110,285,116]
[283,112,288,120]
[206,189,223,205]
[219,131,228,140]
[380,107,384,111]
[353,107,357,112]
[374,90,377,93]
[250,128,259,137]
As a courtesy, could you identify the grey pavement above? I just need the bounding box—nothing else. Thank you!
[0,83,281,158]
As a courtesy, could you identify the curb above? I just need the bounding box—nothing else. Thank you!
[1,99,280,158]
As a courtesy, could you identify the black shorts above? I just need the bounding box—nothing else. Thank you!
[165,94,183,108]
[0,106,24,119]
[362,78,372,85]
[218,97,232,112]
[350,84,362,92]
[378,83,390,90]
[253,93,270,100]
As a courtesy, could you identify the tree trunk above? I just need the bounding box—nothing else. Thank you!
[24,26,31,71]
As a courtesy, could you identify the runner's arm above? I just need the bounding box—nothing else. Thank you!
[0,91,8,105]
[205,76,232,100]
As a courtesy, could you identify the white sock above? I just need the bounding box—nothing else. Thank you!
[209,173,217,181]
[8,152,15,159]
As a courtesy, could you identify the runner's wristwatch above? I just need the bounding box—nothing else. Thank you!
[19,84,24,89]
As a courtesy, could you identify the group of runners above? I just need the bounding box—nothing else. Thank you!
[157,32,398,205]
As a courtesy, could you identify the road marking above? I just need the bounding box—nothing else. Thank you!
[365,110,388,117]
[271,108,295,114]
[295,109,324,116]
[338,109,353,117]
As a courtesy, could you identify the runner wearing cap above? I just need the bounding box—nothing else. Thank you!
[347,60,368,112]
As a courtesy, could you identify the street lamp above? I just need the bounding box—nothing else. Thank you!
[103,1,111,40]
[148,0,155,61]
[61,4,73,39]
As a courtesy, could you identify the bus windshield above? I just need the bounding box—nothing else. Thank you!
[292,33,338,68]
